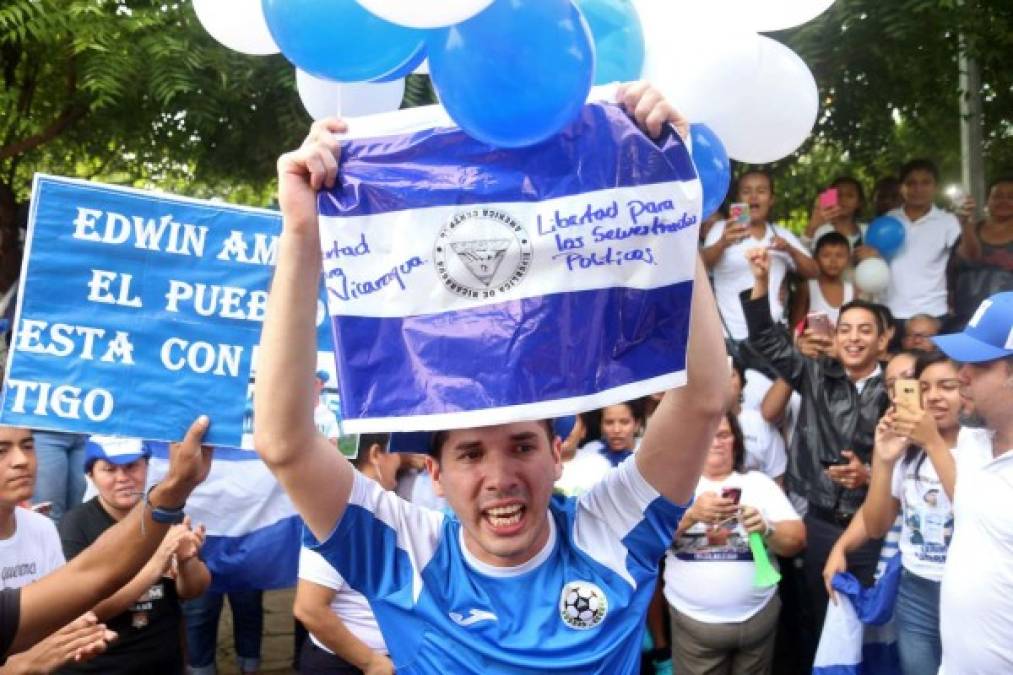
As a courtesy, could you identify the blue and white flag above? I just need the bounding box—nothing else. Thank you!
[144,443,301,592]
[320,102,702,433]
[813,553,902,675]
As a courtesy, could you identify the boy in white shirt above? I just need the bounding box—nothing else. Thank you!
[0,426,64,591]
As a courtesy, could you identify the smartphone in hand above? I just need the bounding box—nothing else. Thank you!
[721,487,742,505]
[806,311,833,339]
[729,202,751,227]
[895,378,922,411]
[819,188,839,209]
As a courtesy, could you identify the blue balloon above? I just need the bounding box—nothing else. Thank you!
[428,0,595,148]
[689,124,731,220]
[865,215,907,260]
[262,0,426,83]
[573,0,645,85]
[371,45,427,83]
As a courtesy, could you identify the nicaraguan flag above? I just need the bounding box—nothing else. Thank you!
[813,553,902,675]
[319,101,702,433]
[145,443,301,592]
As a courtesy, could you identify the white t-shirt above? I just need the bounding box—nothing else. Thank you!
[883,206,961,319]
[705,221,810,340]
[739,409,787,480]
[298,547,388,654]
[806,278,855,326]
[663,471,799,623]
[939,429,1013,675]
[314,402,340,440]
[889,450,955,581]
[0,508,65,589]
[740,368,773,412]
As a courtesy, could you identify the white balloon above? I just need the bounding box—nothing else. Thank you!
[414,59,430,76]
[637,1,761,124]
[354,0,494,29]
[702,36,818,163]
[854,257,891,295]
[192,0,279,55]
[717,0,835,32]
[296,70,406,120]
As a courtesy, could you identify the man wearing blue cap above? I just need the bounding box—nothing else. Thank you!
[932,292,1013,675]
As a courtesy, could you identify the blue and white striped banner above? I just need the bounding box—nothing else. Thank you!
[320,102,702,433]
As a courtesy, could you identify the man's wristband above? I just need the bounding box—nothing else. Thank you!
[145,484,186,524]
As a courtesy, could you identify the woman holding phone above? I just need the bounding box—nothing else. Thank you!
[662,411,805,674]
[823,351,965,675]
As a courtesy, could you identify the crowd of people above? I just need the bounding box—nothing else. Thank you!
[1,83,1012,675]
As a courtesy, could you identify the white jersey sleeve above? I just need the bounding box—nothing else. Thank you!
[299,546,346,592]
[304,471,445,602]
[573,458,687,588]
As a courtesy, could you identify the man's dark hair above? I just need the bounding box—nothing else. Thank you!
[988,175,1013,193]
[736,169,774,195]
[353,433,390,469]
[839,299,887,334]
[871,303,896,335]
[430,420,554,461]
[814,231,850,255]
[899,159,939,183]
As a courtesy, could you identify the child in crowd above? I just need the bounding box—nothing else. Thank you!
[803,177,867,251]
[790,231,855,329]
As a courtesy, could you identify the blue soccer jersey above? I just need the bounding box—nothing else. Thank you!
[305,458,686,673]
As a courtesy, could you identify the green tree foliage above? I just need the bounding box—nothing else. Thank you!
[0,0,311,284]
[764,0,1012,227]
[0,0,1007,255]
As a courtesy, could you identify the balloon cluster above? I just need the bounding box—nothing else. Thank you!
[193,0,834,210]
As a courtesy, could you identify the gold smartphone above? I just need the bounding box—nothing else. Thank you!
[895,378,922,411]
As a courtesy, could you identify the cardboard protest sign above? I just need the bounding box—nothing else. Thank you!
[1,175,343,449]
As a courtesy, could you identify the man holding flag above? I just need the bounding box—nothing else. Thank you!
[253,83,729,673]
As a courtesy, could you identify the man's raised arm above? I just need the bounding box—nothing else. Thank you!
[254,119,356,543]
[636,256,730,504]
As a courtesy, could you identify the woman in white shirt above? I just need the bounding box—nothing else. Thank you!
[824,351,963,675]
[663,411,805,674]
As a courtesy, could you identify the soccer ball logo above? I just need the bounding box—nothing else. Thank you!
[559,581,607,630]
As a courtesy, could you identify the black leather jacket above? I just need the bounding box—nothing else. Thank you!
[741,292,889,514]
